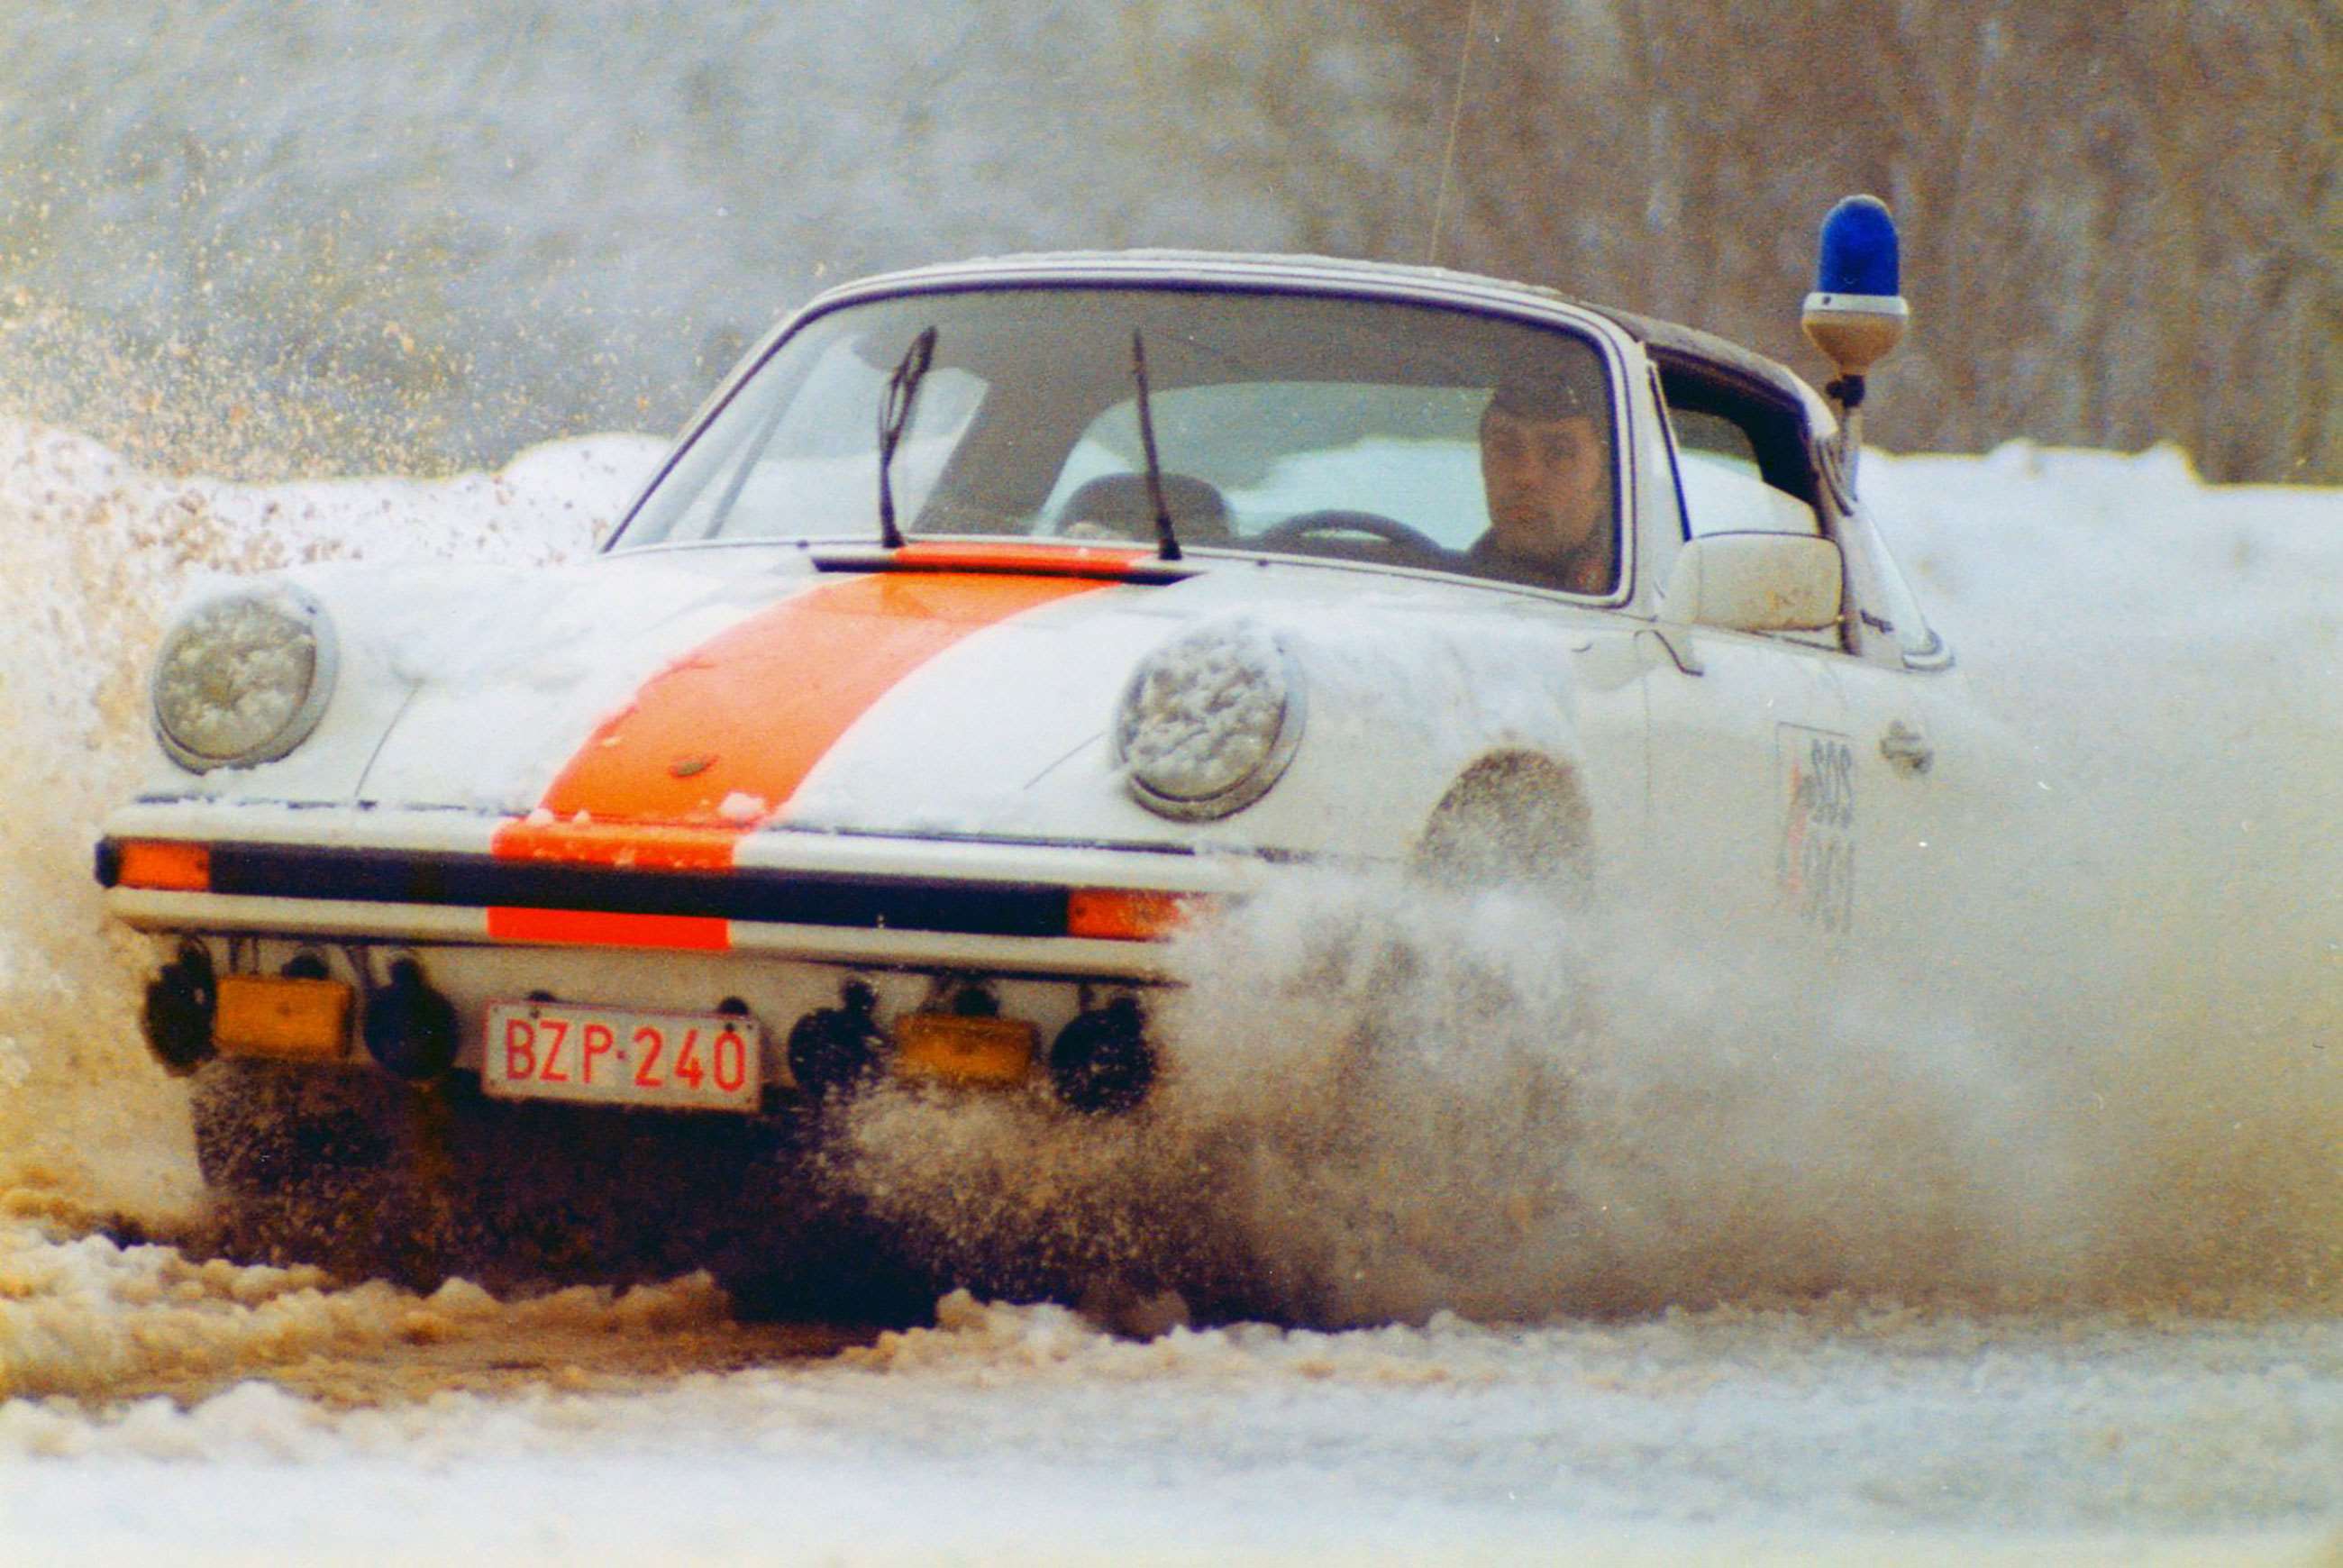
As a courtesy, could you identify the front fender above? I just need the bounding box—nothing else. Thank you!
[1218,604,1597,862]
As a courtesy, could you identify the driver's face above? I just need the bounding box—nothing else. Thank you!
[1479,407,1609,563]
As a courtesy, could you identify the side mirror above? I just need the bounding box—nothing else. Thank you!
[1664,533,1845,634]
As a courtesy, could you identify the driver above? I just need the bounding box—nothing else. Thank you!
[1470,364,1616,593]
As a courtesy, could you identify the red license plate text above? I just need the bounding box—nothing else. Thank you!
[484,1001,762,1113]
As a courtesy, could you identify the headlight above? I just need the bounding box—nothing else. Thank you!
[1113,621,1304,819]
[151,588,338,771]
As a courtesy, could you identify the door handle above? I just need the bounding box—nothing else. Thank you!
[1880,720,1933,776]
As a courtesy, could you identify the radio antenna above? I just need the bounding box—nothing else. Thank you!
[1425,0,1483,268]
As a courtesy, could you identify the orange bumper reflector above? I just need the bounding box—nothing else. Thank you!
[1067,889,1206,942]
[117,840,212,892]
[893,1013,1037,1087]
[487,907,731,952]
[214,975,351,1062]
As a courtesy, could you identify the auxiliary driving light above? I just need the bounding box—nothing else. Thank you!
[141,944,218,1075]
[360,957,459,1080]
[787,980,888,1098]
[893,1011,1037,1089]
[1049,997,1154,1114]
[214,973,353,1062]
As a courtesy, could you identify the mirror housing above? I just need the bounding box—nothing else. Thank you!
[1664,533,1845,634]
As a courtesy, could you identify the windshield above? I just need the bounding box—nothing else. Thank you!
[617,285,1620,594]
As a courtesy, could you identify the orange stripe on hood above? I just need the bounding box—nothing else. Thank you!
[491,570,1115,876]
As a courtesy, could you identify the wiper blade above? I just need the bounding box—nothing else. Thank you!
[1129,330,1181,562]
[876,325,937,550]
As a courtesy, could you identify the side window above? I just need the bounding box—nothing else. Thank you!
[1656,363,1822,540]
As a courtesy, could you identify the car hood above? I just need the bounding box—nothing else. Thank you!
[343,553,1158,837]
[152,545,1602,860]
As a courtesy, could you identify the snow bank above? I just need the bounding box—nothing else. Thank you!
[0,1221,728,1404]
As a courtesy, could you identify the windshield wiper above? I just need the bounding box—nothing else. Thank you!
[876,325,937,550]
[1129,330,1182,562]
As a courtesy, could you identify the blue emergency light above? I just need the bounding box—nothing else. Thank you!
[1814,195,1901,296]
[1801,195,1909,386]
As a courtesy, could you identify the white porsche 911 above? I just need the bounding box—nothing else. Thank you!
[96,202,2028,1298]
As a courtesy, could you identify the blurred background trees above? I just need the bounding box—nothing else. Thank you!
[0,0,2333,481]
[1387,0,2339,482]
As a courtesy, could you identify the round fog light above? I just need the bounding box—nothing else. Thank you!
[1049,997,1153,1114]
[788,980,887,1099]
[361,959,458,1080]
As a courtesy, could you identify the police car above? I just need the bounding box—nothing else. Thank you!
[96,199,2028,1295]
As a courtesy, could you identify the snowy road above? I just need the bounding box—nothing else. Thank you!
[2,1262,2338,1561]
[4,1192,2342,1561]
[3,423,2340,1558]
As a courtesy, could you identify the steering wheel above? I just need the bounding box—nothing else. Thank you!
[1254,509,1452,566]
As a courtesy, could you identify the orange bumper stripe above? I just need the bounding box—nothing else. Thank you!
[486,907,731,952]
[490,822,741,871]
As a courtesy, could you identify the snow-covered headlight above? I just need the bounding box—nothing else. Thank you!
[1113,621,1304,820]
[150,588,338,771]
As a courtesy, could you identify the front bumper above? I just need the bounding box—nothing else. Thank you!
[99,802,1255,979]
[99,803,1264,1095]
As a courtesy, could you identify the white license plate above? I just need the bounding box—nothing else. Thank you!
[484,1000,763,1113]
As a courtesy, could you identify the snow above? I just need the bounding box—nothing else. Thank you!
[1,418,2341,1556]
[716,791,770,825]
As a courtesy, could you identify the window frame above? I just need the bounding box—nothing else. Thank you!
[1650,350,1847,652]
[615,270,1645,593]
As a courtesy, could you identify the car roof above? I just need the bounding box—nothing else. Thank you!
[817,249,1823,412]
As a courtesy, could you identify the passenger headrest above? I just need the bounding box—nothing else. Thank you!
[1053,473,1234,543]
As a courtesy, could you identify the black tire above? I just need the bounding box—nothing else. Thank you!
[191,1058,459,1285]
[190,1058,401,1193]
[188,1060,914,1312]
[714,1210,939,1326]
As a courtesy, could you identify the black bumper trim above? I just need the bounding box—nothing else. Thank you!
[100,840,1072,939]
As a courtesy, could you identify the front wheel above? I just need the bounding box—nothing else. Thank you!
[189,1058,454,1284]
[1409,754,1592,897]
[187,1060,912,1310]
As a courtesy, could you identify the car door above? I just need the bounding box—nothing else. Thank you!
[1639,360,1921,942]
[1642,606,1866,934]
